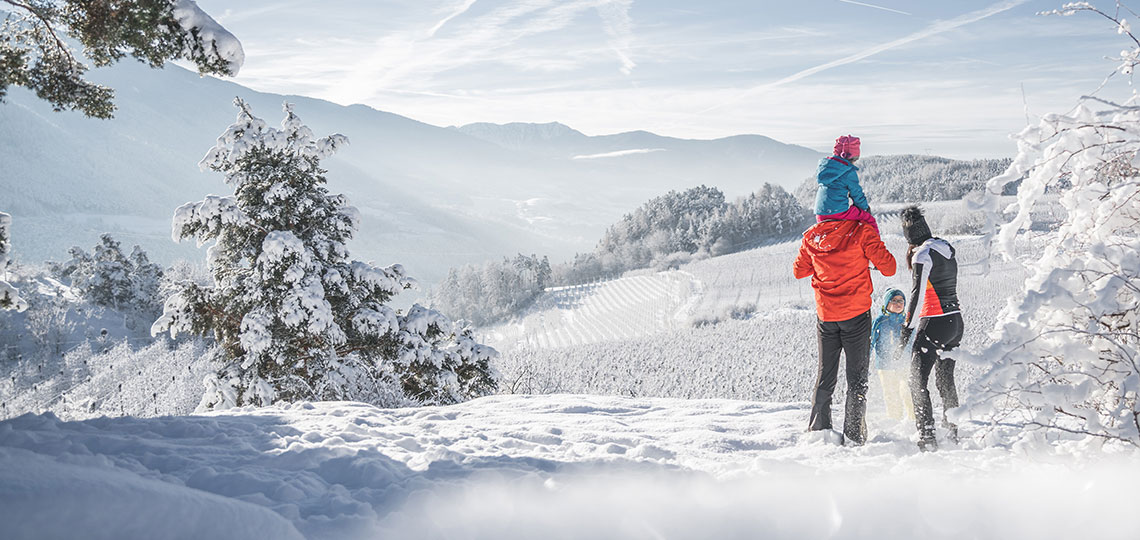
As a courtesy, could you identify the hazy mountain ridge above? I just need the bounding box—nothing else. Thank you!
[3,59,823,284]
[453,120,824,167]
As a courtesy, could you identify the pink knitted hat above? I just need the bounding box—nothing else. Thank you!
[834,135,860,159]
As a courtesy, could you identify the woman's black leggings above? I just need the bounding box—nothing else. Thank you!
[909,313,964,434]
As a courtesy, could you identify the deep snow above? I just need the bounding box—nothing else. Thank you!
[1,395,1136,540]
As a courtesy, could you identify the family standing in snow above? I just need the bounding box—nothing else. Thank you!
[793,135,963,451]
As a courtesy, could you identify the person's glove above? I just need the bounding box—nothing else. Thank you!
[899,327,913,350]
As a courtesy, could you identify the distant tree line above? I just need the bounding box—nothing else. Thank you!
[432,183,810,325]
[560,184,810,283]
[794,155,1016,208]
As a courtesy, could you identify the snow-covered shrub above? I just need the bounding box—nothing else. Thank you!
[51,234,164,325]
[0,212,28,312]
[24,288,75,357]
[688,302,756,327]
[960,4,1140,447]
[153,99,497,408]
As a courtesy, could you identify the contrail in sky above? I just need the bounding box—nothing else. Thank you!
[699,0,1029,115]
[427,0,478,37]
[838,0,912,16]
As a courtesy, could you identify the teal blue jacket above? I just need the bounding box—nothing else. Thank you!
[814,156,869,215]
[871,288,906,369]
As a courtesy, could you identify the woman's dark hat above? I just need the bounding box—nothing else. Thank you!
[901,205,932,245]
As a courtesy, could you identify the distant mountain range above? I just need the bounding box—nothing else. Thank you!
[1,61,825,284]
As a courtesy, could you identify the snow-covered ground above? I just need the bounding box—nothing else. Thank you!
[3,395,1137,540]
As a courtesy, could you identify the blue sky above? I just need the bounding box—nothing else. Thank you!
[194,0,1136,158]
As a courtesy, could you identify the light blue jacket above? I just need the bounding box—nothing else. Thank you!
[814,156,869,216]
[871,288,906,369]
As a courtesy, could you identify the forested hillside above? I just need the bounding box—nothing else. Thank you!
[794,155,1014,207]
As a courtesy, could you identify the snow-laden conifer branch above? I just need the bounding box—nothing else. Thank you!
[961,4,1140,447]
[0,0,242,118]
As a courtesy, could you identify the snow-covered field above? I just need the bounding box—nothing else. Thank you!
[482,271,699,350]
[3,395,1137,540]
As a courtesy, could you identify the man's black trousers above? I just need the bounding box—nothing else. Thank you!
[809,310,871,444]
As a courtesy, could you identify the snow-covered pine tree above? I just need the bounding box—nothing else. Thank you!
[960,4,1140,447]
[127,245,164,318]
[152,99,498,408]
[53,234,165,320]
[0,211,28,312]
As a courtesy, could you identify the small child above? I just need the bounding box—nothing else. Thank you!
[815,135,879,234]
[871,288,913,421]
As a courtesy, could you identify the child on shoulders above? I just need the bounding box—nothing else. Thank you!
[815,135,879,234]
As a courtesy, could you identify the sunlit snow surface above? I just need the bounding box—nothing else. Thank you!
[2,395,1136,540]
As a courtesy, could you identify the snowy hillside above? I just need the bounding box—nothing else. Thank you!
[0,63,552,284]
[483,200,1039,405]
[488,199,1032,352]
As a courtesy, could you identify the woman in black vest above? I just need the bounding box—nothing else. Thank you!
[899,206,963,452]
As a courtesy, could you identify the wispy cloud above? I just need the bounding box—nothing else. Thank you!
[700,0,1030,114]
[837,0,911,16]
[298,0,642,106]
[597,0,636,74]
[427,0,479,38]
[204,0,1117,158]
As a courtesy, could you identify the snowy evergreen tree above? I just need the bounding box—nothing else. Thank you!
[0,0,242,118]
[152,99,497,408]
[961,4,1140,447]
[52,234,164,319]
[0,211,28,311]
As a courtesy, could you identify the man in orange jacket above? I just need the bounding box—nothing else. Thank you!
[794,219,896,445]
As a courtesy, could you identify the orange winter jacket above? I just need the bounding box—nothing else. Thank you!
[793,220,896,322]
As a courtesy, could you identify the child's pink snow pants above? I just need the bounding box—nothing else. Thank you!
[817,206,879,235]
